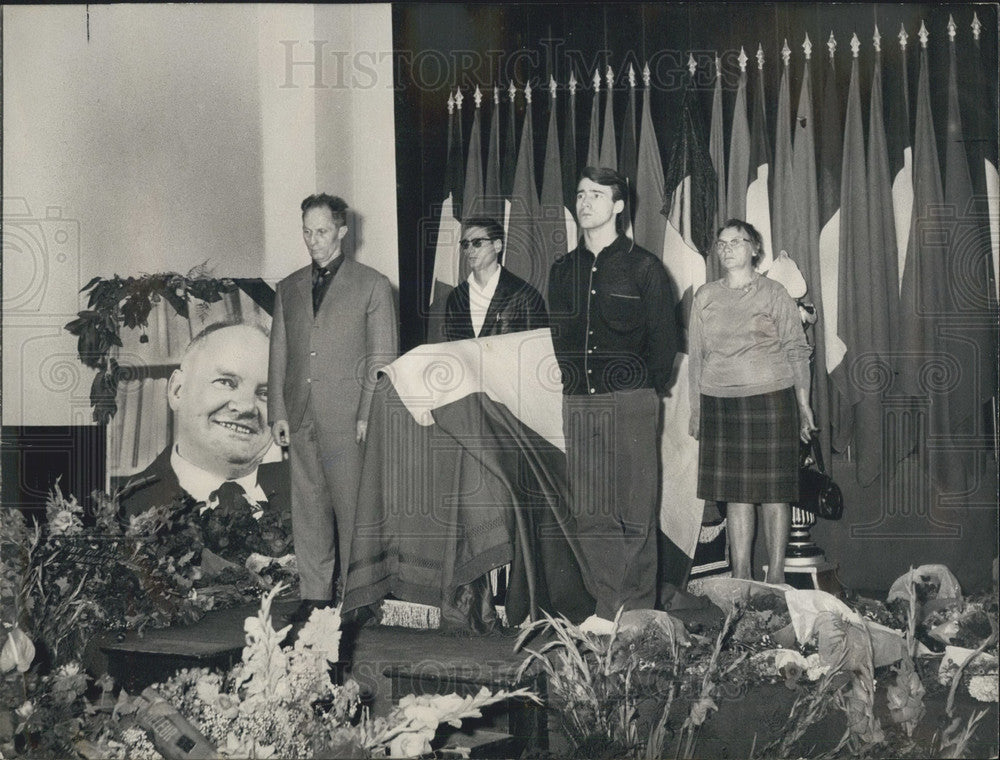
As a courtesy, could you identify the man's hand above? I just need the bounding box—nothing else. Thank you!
[688,415,700,441]
[799,405,818,443]
[356,420,368,445]
[271,420,290,447]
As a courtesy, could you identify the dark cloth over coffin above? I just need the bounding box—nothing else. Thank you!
[343,330,594,626]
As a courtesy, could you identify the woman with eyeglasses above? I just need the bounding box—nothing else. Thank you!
[688,219,816,583]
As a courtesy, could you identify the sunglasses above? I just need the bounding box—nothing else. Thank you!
[459,237,495,250]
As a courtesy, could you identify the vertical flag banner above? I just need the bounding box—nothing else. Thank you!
[460,86,486,284]
[772,40,795,266]
[506,82,545,296]
[428,92,465,340]
[859,26,900,486]
[818,33,848,450]
[586,69,601,167]
[540,76,574,294]
[485,86,503,222]
[897,22,958,490]
[834,34,871,458]
[599,65,618,169]
[502,82,517,200]
[619,64,639,192]
[708,54,727,282]
[726,48,750,223]
[747,44,774,273]
[633,62,666,256]
[658,63,717,574]
[791,35,833,466]
[888,25,914,293]
[970,12,999,302]
[562,72,579,214]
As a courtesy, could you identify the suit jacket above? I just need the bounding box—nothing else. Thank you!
[116,446,291,520]
[268,257,397,432]
[443,267,548,341]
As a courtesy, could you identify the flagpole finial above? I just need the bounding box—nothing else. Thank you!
[508,81,516,101]
[972,12,982,41]
[947,15,956,41]
[714,54,722,77]
[605,65,614,88]
[827,32,837,59]
[850,33,860,57]
[738,46,748,72]
[493,85,499,105]
[899,23,908,50]
[643,62,651,87]
[687,53,697,77]
[628,63,636,88]
[781,39,791,66]
[549,75,557,99]
[454,88,463,109]
[473,85,482,108]
[592,69,601,92]
[568,70,577,94]
[873,25,881,53]
[803,34,813,60]
[918,20,928,48]
[756,44,764,70]
[525,80,532,104]
[447,92,454,114]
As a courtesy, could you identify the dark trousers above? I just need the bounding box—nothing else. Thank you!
[563,388,660,620]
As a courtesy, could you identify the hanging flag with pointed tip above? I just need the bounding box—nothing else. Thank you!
[747,44,774,273]
[658,76,717,582]
[633,62,666,255]
[428,92,466,341]
[485,86,503,222]
[586,69,601,167]
[599,65,617,169]
[772,40,795,267]
[726,48,750,223]
[502,82,517,199]
[540,76,575,297]
[619,64,638,191]
[708,54,727,282]
[460,86,486,285]
[506,82,546,297]
[888,24,914,296]
[562,71,579,216]
[969,12,1000,303]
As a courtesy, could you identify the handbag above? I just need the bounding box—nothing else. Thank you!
[797,435,844,520]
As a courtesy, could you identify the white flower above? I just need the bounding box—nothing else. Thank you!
[805,653,831,681]
[1,627,36,673]
[388,728,434,758]
[968,675,999,703]
[49,508,83,535]
[15,700,34,720]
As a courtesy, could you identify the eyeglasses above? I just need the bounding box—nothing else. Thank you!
[459,237,494,251]
[715,238,752,253]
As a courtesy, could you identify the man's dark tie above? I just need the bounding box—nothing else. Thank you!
[312,266,331,314]
[210,480,248,512]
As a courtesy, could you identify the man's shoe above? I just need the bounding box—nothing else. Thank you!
[284,599,333,624]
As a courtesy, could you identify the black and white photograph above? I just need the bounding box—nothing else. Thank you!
[1,3,998,758]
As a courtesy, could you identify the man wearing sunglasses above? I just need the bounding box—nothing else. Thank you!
[442,217,547,342]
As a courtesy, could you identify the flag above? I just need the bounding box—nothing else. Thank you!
[428,92,465,341]
[887,25,913,295]
[484,86,503,222]
[342,329,594,626]
[619,65,639,191]
[897,24,957,490]
[633,63,666,255]
[726,49,750,223]
[658,79,717,576]
[599,66,617,169]
[586,70,600,167]
[459,87,487,284]
[501,82,517,199]
[817,36,848,451]
[540,77,575,297]
[708,54,727,281]
[772,41,795,265]
[790,37,833,467]
[857,28,900,486]
[562,72,579,213]
[746,45,774,272]
[506,83,546,295]
[834,36,870,473]
[943,17,997,433]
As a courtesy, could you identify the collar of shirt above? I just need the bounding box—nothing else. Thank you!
[467,264,503,336]
[583,233,630,259]
[170,445,267,517]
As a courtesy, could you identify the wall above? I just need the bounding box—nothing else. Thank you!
[2,4,399,427]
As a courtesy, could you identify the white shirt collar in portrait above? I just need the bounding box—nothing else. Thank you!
[170,445,267,518]
[467,264,503,337]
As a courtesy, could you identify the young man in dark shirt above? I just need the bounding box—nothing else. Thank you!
[548,166,679,634]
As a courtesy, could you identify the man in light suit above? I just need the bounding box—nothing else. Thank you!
[443,217,547,342]
[269,194,397,623]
